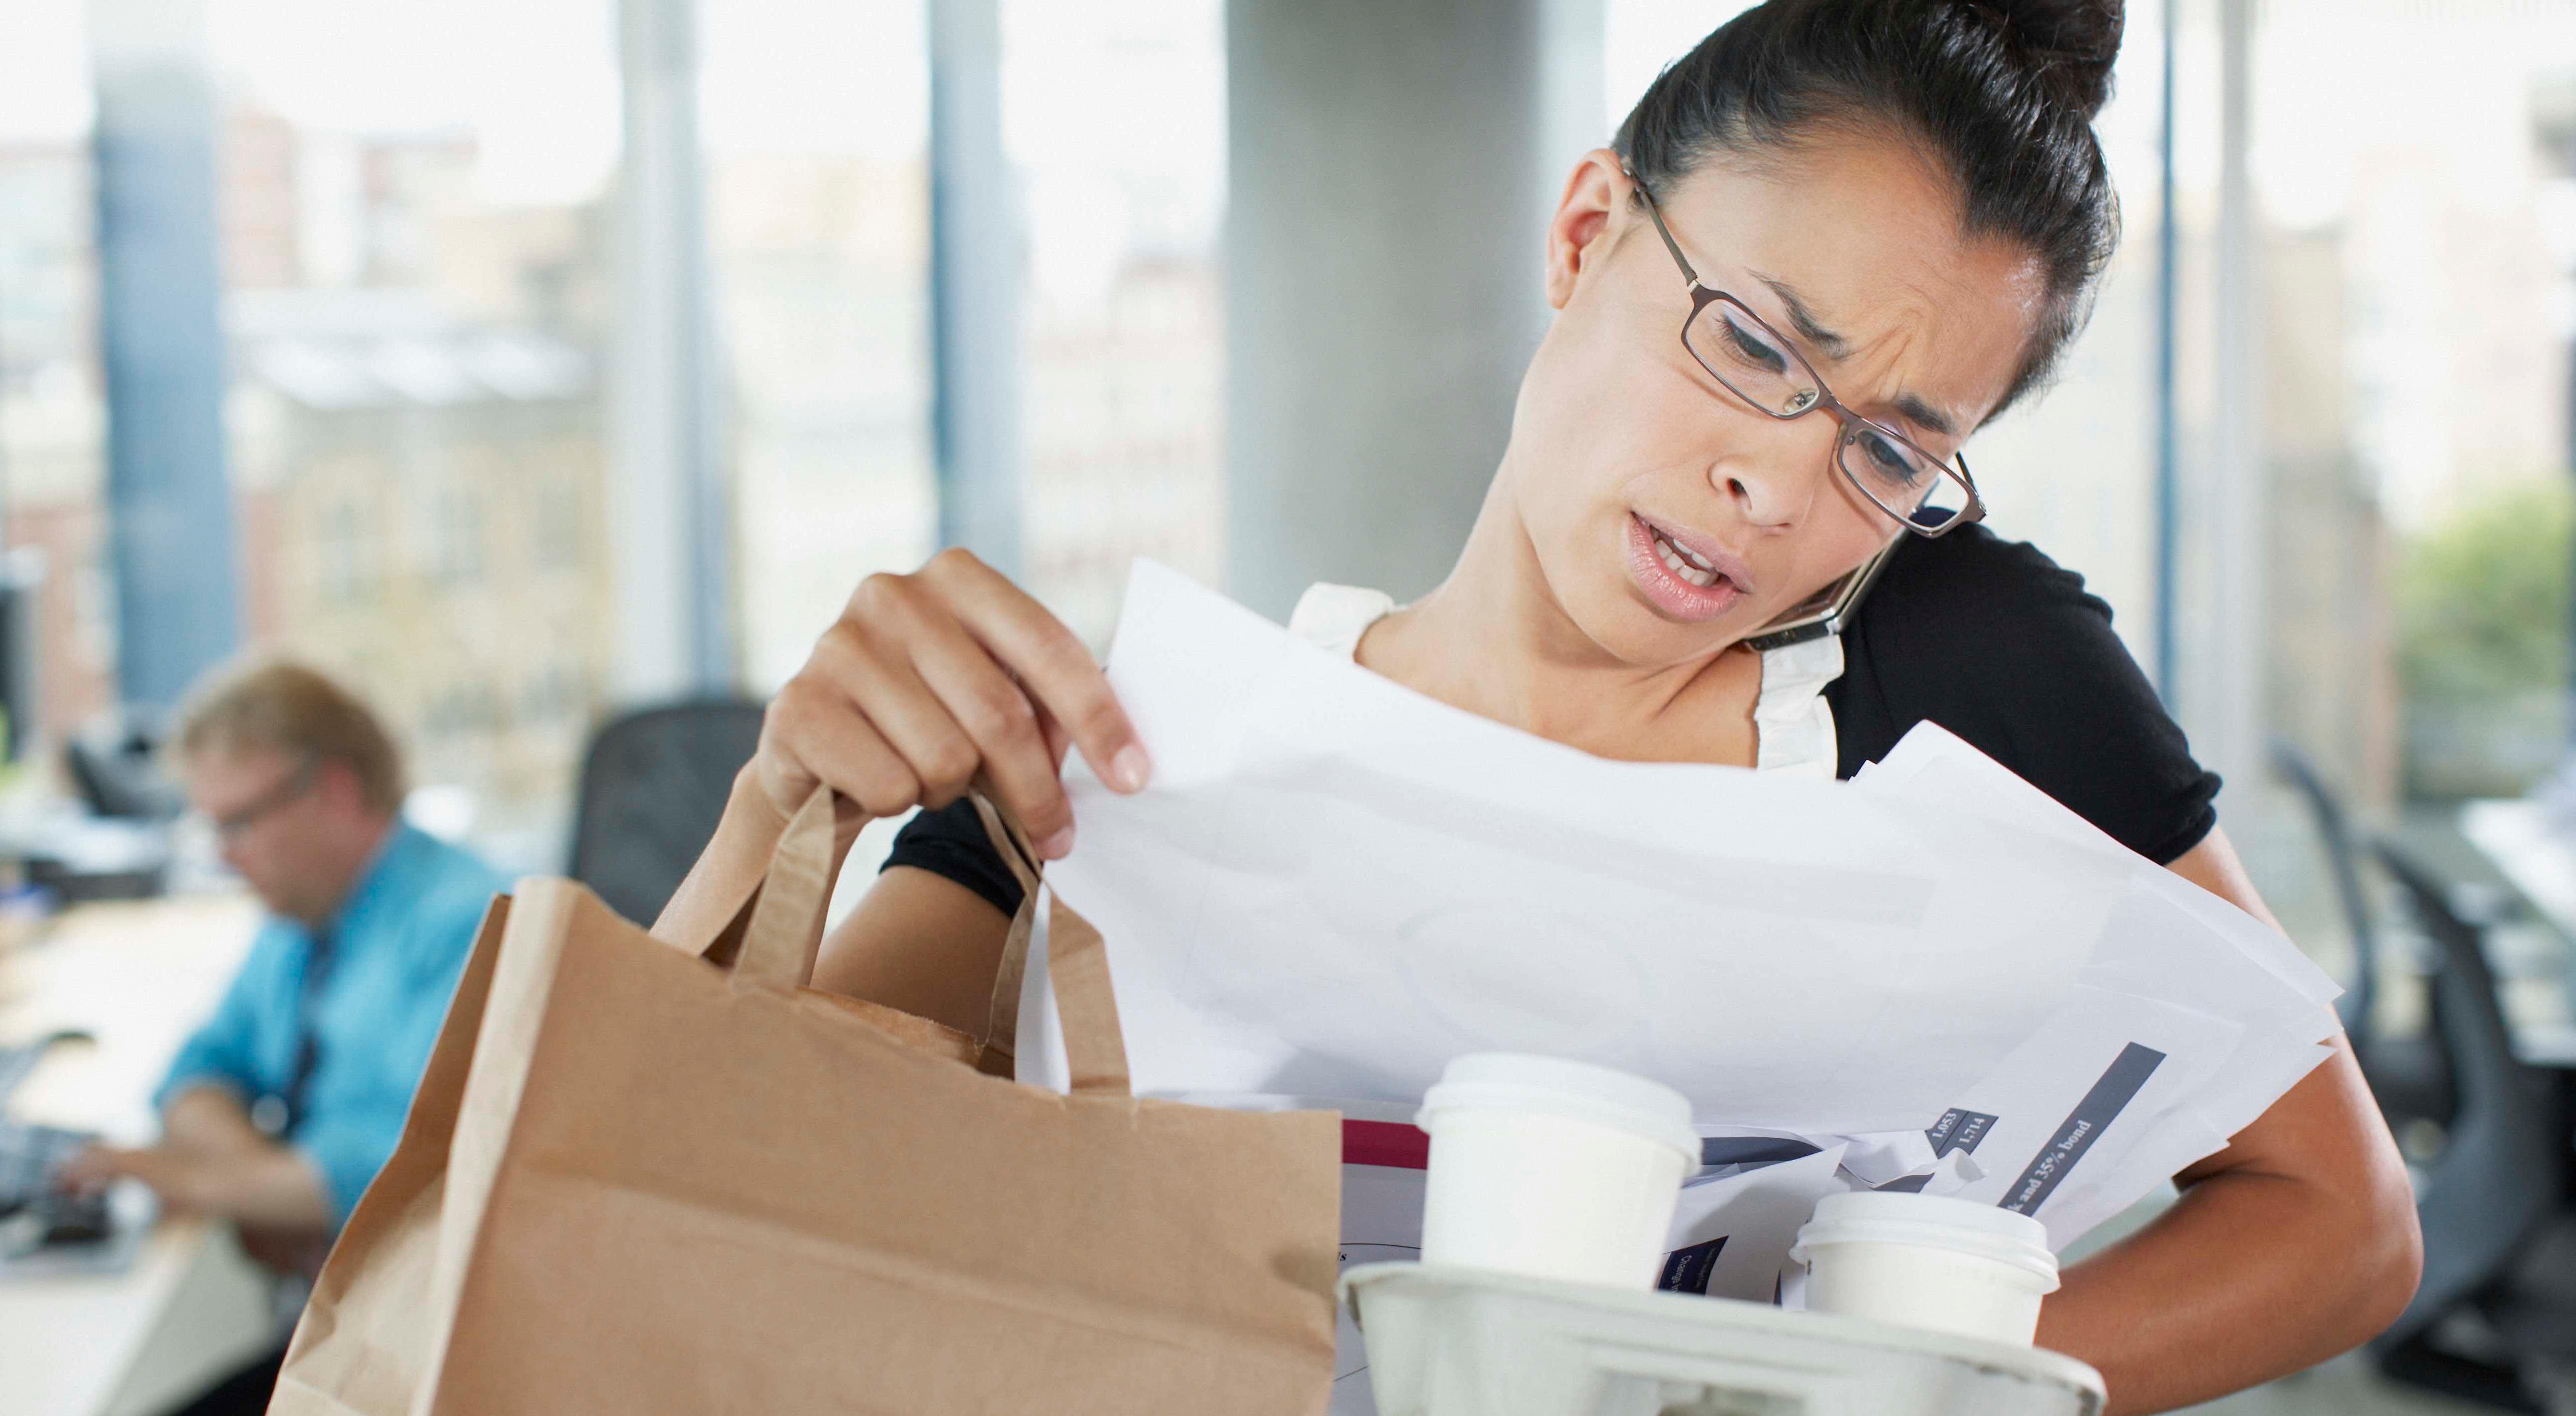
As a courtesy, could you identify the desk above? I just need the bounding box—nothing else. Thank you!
[0,894,278,1416]
[2456,799,2576,1069]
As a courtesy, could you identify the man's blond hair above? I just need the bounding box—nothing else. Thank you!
[175,660,406,815]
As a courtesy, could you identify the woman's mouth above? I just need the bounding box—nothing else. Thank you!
[1624,512,1748,622]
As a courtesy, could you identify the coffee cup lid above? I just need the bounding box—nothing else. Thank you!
[1416,1053,1702,1162]
[1790,1191,2060,1287]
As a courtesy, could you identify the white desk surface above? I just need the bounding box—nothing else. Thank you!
[0,893,274,1416]
[2456,800,2576,1069]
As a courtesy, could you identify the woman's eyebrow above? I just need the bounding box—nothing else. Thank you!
[1749,272,1851,360]
[1751,271,1963,442]
[1891,393,1959,442]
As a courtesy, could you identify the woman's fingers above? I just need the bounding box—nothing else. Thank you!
[919,548,1152,796]
[811,617,987,810]
[760,671,924,820]
[759,548,1150,857]
[893,597,1080,856]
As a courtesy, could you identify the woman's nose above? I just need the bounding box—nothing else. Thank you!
[1712,422,1832,530]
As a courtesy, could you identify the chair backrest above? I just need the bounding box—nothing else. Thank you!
[566,699,768,927]
[2269,740,2379,1041]
[2368,839,2563,1348]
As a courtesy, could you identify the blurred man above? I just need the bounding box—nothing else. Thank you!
[62,661,501,1415]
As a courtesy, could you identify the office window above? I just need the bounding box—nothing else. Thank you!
[431,488,486,588]
[2249,0,2576,805]
[704,0,939,693]
[0,6,115,751]
[1004,0,1227,645]
[208,0,623,848]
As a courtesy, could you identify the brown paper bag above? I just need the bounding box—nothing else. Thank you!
[269,788,1342,1414]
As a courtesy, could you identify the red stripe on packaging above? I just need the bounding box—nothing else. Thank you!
[1342,1118,1430,1170]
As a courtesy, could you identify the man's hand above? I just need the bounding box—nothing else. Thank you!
[59,1133,334,1238]
[57,1143,208,1208]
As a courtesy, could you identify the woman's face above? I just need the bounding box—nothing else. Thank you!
[1504,130,2046,667]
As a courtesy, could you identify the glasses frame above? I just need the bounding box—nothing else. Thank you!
[210,754,321,841]
[1627,173,1986,537]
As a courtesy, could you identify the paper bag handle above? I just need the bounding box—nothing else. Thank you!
[728,784,1133,1097]
[729,786,843,993]
[966,792,1132,1097]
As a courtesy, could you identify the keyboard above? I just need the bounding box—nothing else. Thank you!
[0,1037,59,1104]
[0,1120,113,1256]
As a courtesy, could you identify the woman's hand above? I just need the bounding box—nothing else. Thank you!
[756,548,1152,859]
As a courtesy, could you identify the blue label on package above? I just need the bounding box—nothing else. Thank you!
[1658,1237,1728,1295]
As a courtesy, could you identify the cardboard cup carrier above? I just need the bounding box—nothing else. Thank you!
[1791,1191,2062,1345]
[1414,1053,1702,1289]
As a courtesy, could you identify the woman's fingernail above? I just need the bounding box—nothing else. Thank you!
[1039,825,1076,860]
[1111,745,1152,793]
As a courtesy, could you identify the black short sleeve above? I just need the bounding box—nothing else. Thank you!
[880,797,1027,918]
[1825,525,2221,864]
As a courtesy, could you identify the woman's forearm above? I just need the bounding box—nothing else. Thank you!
[2037,1166,2420,1413]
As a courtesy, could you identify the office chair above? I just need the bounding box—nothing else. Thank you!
[2368,839,2566,1411]
[2268,741,2454,1127]
[64,706,183,820]
[565,699,767,928]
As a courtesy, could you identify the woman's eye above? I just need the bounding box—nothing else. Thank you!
[1856,429,1923,484]
[1721,315,1786,374]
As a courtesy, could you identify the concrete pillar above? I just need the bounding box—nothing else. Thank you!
[609,0,733,700]
[1224,0,1602,618]
[89,0,242,708]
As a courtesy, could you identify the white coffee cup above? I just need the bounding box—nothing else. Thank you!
[1413,1053,1701,1290]
[1789,1191,2061,1346]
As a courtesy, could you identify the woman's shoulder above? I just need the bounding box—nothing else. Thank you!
[1862,522,2097,620]
[1835,526,2125,704]
[1826,525,2220,863]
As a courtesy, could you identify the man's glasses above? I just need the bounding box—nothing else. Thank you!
[1628,173,1985,537]
[210,756,319,841]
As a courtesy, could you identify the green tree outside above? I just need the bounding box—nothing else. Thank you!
[2396,480,2574,799]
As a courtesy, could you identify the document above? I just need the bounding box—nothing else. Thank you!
[1036,561,2340,1268]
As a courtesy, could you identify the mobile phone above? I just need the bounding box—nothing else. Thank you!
[1741,540,1899,652]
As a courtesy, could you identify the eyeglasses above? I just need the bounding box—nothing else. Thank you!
[1627,173,1985,537]
[210,755,320,841]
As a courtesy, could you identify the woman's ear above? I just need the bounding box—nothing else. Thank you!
[1545,149,1629,311]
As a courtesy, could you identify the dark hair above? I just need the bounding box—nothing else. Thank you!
[1614,0,2126,419]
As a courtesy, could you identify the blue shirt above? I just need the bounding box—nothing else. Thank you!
[158,822,505,1225]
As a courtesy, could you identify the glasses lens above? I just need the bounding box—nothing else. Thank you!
[1837,420,1971,529]
[1683,299,1822,419]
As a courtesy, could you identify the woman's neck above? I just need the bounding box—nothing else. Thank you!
[1357,478,1759,763]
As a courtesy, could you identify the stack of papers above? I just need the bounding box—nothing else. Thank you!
[1034,559,2337,1276]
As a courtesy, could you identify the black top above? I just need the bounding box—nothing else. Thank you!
[883,525,2221,919]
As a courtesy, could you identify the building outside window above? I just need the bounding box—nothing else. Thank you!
[208,0,623,854]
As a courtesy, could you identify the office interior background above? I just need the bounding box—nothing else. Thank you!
[0,0,2572,1398]
[0,0,2568,1020]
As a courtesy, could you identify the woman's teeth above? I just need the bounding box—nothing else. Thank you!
[1653,531,1723,589]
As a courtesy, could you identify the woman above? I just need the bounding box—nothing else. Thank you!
[663,1,2420,1408]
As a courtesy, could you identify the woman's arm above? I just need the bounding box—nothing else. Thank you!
[2033,824,2422,1413]
[810,866,1013,1034]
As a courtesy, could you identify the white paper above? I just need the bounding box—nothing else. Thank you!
[1035,561,2342,1278]
[1053,563,2148,1135]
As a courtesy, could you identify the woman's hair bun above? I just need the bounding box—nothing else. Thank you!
[1976,0,2126,121]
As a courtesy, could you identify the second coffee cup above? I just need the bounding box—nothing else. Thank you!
[1414,1053,1702,1290]
[1790,1191,2062,1345]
